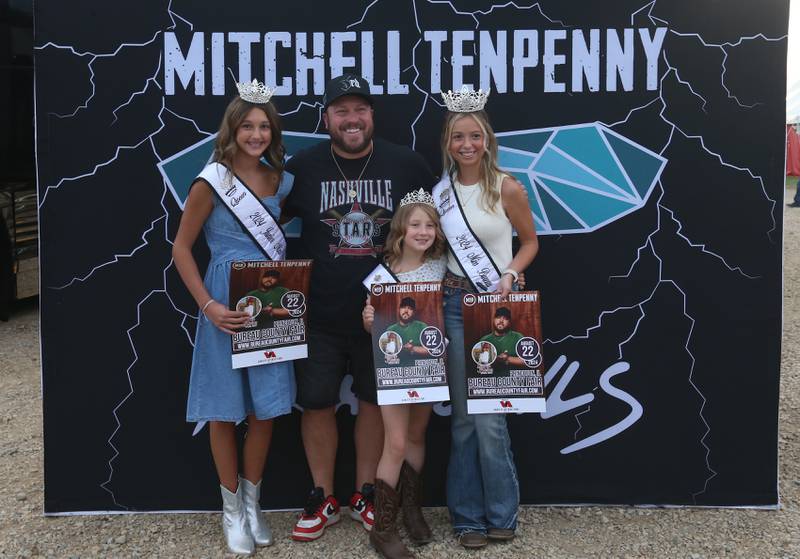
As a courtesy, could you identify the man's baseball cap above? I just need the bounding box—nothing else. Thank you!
[323,73,374,109]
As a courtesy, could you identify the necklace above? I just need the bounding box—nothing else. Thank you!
[331,142,374,200]
[455,179,480,206]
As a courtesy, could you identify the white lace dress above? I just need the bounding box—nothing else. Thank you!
[395,256,447,282]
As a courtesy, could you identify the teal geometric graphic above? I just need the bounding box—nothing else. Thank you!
[157,136,216,209]
[159,123,666,238]
[497,122,667,235]
[602,132,667,199]
[498,123,667,235]
[550,127,633,196]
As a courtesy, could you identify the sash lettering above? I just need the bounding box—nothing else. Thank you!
[432,176,502,293]
[198,163,286,260]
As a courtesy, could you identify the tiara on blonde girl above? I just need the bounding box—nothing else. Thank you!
[399,188,436,208]
[441,85,490,112]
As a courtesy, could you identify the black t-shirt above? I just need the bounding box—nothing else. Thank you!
[284,137,436,333]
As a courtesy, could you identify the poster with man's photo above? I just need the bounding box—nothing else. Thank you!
[228,260,313,369]
[370,282,449,405]
[462,291,545,414]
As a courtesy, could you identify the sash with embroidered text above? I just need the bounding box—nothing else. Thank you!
[432,175,502,293]
[197,163,287,260]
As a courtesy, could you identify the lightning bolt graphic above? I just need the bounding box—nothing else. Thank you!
[99,260,196,508]
[36,4,206,506]
[425,0,568,29]
[96,109,199,506]
[111,54,164,125]
[71,108,198,505]
[48,215,166,290]
[38,98,168,208]
[573,405,591,438]
[37,30,163,120]
[544,0,779,501]
[650,49,780,241]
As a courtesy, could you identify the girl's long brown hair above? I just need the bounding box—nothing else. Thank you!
[212,96,285,174]
[383,203,446,268]
[440,110,503,212]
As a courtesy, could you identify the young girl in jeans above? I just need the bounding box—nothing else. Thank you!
[362,191,447,558]
[437,94,538,549]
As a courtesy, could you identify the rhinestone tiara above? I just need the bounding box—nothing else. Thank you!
[236,79,276,104]
[399,188,436,209]
[441,85,490,113]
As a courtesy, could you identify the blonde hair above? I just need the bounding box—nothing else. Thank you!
[440,110,503,212]
[212,96,285,174]
[383,203,446,267]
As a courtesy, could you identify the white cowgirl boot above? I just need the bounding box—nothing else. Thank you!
[220,483,255,555]
[240,476,273,546]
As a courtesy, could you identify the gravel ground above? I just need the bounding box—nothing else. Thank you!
[1,204,799,558]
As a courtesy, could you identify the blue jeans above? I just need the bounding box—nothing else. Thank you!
[444,287,519,534]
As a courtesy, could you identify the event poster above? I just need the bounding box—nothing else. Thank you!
[370,282,449,405]
[228,260,312,368]
[462,291,545,414]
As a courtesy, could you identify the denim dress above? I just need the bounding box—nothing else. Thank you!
[186,169,296,422]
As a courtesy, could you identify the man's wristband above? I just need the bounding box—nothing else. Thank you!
[501,269,519,282]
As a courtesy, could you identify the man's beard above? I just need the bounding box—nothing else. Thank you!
[329,126,373,155]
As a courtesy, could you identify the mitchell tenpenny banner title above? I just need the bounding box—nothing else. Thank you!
[164,28,667,96]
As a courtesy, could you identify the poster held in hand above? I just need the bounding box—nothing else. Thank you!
[370,281,450,405]
[462,291,545,414]
[229,260,313,369]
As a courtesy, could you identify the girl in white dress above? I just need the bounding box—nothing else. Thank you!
[362,195,447,558]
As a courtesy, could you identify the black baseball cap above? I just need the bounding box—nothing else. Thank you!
[323,74,374,109]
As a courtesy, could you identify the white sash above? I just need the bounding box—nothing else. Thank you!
[197,163,286,260]
[432,175,502,293]
[362,262,400,290]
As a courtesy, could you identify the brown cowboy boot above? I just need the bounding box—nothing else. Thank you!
[369,479,414,559]
[399,462,433,544]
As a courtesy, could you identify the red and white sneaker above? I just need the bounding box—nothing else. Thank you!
[348,483,375,531]
[292,487,340,541]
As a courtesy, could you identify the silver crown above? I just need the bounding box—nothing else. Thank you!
[236,79,276,104]
[441,85,490,113]
[399,188,436,209]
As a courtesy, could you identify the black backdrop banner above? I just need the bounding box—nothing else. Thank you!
[35,1,786,512]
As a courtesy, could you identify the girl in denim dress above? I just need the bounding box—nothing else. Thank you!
[173,89,294,556]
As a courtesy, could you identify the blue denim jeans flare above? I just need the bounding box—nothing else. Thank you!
[444,286,520,534]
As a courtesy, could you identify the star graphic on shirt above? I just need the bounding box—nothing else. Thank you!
[321,201,392,256]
